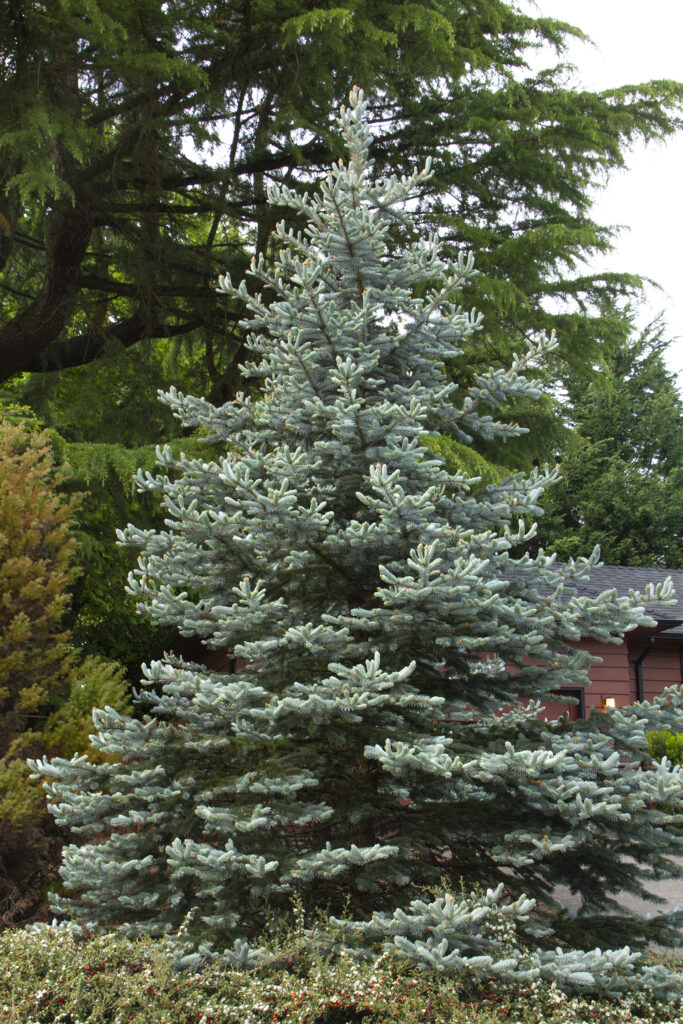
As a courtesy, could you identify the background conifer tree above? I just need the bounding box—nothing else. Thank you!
[31,92,682,996]
[2,0,682,392]
[533,316,683,569]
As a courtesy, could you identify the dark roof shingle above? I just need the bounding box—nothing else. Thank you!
[570,565,683,629]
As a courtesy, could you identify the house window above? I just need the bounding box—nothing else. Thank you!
[550,687,586,720]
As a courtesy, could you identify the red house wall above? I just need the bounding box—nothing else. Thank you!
[628,637,683,703]
[540,634,683,720]
[538,640,630,720]
[584,639,635,712]
[175,633,682,722]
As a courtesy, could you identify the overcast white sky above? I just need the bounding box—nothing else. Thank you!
[520,0,683,385]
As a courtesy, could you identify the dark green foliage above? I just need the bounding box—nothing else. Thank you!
[0,0,682,399]
[533,317,683,568]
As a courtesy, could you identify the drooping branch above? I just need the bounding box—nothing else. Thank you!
[77,275,224,300]
[26,313,207,375]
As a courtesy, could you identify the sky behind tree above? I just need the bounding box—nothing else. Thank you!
[525,1,683,384]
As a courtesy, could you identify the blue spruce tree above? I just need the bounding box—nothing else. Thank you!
[30,90,682,997]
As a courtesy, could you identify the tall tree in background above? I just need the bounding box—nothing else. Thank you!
[32,92,683,997]
[0,0,681,399]
[0,417,130,928]
[533,318,683,568]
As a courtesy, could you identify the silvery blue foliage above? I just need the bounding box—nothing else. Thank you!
[29,89,681,996]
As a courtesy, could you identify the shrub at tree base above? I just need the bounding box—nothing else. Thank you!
[30,90,683,997]
[648,731,683,767]
[4,924,683,1024]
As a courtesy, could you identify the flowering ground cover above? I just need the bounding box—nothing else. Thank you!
[1,921,681,1024]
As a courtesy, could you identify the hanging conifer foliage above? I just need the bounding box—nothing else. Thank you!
[30,91,682,997]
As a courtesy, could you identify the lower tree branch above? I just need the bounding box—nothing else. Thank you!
[0,198,94,381]
[32,314,206,375]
